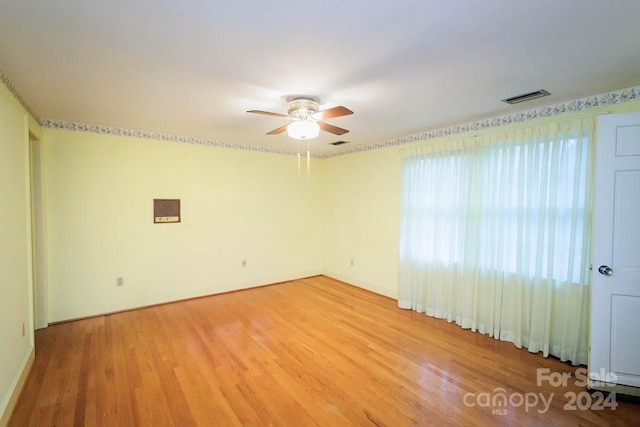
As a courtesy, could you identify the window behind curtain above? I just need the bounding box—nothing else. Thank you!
[398,118,594,365]
[403,135,590,284]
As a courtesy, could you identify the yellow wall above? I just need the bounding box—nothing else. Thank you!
[3,73,640,421]
[0,83,34,421]
[322,147,401,297]
[44,130,323,321]
[42,99,640,319]
[321,100,640,298]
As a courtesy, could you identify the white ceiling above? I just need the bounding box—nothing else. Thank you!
[1,0,639,154]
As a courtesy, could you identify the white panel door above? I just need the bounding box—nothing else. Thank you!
[591,112,640,388]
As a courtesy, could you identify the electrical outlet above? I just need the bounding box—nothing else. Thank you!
[350,258,354,267]
[117,277,124,287]
[22,322,25,337]
[242,260,247,268]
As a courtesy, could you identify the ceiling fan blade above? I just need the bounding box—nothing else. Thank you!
[247,110,289,118]
[266,124,289,135]
[312,106,353,120]
[318,121,349,135]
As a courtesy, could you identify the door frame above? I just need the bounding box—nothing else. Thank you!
[29,133,49,330]
[589,111,640,397]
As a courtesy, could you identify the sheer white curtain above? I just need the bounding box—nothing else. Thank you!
[398,118,594,365]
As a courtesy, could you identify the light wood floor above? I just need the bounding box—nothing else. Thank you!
[9,276,640,426]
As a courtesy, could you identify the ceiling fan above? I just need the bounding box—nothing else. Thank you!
[247,97,353,140]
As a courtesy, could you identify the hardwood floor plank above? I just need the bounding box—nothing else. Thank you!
[8,276,640,426]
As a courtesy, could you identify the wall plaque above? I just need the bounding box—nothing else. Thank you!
[154,199,181,223]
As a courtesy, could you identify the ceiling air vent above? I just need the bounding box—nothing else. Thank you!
[502,89,551,105]
[330,140,350,146]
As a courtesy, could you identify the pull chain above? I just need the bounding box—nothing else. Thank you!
[306,140,310,176]
[297,140,301,176]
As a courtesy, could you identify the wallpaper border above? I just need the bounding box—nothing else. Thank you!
[2,64,638,159]
[322,85,640,159]
[37,119,302,157]
[0,67,40,120]
[39,86,640,159]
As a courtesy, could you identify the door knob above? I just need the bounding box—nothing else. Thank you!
[598,265,613,276]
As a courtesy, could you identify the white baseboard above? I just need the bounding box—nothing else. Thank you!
[589,380,640,398]
[322,271,398,299]
[50,271,324,323]
[0,346,35,427]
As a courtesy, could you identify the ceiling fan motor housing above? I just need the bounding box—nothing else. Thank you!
[247,97,351,137]
[288,99,319,120]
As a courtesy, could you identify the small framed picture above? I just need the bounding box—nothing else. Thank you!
[154,199,180,223]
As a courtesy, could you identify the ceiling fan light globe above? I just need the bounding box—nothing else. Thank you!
[287,120,320,140]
